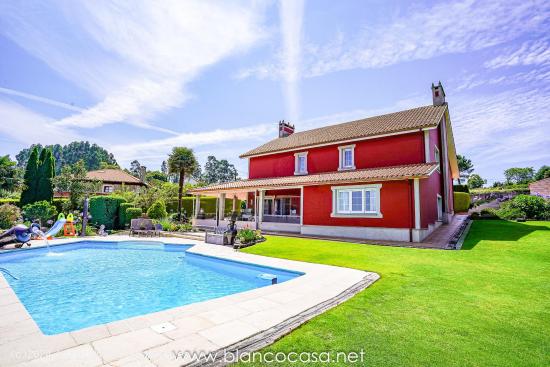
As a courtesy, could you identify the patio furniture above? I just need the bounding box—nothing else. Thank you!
[130,219,155,237]
[154,224,164,237]
[205,226,231,245]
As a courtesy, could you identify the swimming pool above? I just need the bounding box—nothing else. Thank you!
[0,241,302,335]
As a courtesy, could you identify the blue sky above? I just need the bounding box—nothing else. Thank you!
[0,0,549,184]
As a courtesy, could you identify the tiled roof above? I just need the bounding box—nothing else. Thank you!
[190,163,438,193]
[240,105,447,157]
[86,169,145,185]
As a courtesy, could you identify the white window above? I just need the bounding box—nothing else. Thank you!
[103,185,114,193]
[332,184,382,217]
[338,145,355,170]
[434,146,441,171]
[294,152,308,175]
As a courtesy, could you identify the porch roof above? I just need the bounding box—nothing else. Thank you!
[189,163,439,194]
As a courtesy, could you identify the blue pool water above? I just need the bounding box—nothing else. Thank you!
[0,241,301,335]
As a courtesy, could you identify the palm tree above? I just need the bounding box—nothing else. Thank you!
[168,147,198,221]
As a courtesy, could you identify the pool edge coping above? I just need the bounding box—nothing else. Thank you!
[0,235,378,367]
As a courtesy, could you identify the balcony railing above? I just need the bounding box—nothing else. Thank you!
[262,215,300,224]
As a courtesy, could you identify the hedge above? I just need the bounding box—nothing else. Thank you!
[89,195,126,230]
[165,197,242,216]
[0,198,67,213]
[125,208,142,223]
[453,184,469,193]
[118,202,134,228]
[454,192,471,213]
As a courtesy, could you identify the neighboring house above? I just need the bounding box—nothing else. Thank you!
[86,169,146,194]
[529,177,550,198]
[190,82,459,242]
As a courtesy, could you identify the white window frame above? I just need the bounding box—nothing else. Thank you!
[434,145,441,172]
[103,185,114,193]
[331,184,382,218]
[338,145,356,170]
[294,152,308,175]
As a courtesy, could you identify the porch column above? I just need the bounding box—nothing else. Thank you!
[218,193,226,221]
[300,186,304,225]
[254,191,259,230]
[232,195,237,212]
[258,190,265,225]
[194,195,201,218]
[413,178,421,230]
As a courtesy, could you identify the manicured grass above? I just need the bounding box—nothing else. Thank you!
[238,220,550,366]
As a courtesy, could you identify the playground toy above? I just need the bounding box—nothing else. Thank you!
[63,213,76,236]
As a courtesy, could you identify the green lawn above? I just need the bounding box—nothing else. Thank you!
[238,220,550,366]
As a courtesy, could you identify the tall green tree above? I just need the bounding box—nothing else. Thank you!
[16,141,118,174]
[0,155,21,192]
[467,173,486,189]
[457,154,474,184]
[53,160,100,210]
[168,147,198,221]
[36,148,55,203]
[534,165,550,181]
[201,156,239,184]
[19,146,40,206]
[504,167,535,185]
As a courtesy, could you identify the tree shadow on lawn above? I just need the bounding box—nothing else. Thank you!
[461,220,549,250]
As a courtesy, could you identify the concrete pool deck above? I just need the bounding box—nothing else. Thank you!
[0,236,379,366]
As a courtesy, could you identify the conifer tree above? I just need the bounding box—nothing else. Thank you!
[19,146,40,206]
[37,148,55,202]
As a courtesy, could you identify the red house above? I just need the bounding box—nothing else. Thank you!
[191,83,459,242]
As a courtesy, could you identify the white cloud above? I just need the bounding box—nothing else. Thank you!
[240,0,550,80]
[0,0,267,131]
[484,37,550,69]
[451,86,550,178]
[0,99,81,146]
[108,124,276,169]
[0,87,84,112]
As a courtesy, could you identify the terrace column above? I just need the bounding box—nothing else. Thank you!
[258,190,265,225]
[232,195,237,212]
[218,193,226,222]
[194,195,201,218]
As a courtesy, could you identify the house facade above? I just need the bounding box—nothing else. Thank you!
[86,169,146,194]
[190,83,459,242]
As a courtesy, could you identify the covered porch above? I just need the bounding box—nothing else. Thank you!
[190,187,303,233]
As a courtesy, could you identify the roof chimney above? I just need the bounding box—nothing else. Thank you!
[431,81,446,106]
[278,120,295,138]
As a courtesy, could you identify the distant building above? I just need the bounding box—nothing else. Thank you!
[529,177,550,198]
[86,169,146,194]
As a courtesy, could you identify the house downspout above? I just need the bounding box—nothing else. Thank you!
[408,179,414,242]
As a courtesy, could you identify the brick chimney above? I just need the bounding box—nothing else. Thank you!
[278,120,295,138]
[431,81,446,106]
[139,166,147,182]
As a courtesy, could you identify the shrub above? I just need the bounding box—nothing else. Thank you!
[175,222,193,232]
[52,198,68,213]
[147,200,168,219]
[0,204,21,229]
[125,208,142,224]
[0,198,18,206]
[22,200,58,226]
[237,228,262,244]
[495,205,525,220]
[453,184,470,193]
[89,195,126,230]
[506,195,548,219]
[118,202,134,228]
[453,192,471,213]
